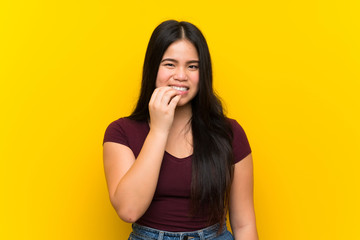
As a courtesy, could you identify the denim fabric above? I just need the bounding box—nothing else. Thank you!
[128,223,234,240]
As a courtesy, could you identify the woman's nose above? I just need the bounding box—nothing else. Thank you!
[174,67,187,81]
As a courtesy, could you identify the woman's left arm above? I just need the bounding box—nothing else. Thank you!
[229,153,259,240]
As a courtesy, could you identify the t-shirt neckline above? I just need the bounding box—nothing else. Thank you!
[145,120,193,160]
[164,151,193,160]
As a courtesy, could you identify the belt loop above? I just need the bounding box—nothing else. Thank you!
[158,231,164,240]
[198,230,205,240]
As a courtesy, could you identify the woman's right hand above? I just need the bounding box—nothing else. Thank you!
[104,87,181,223]
[148,87,181,133]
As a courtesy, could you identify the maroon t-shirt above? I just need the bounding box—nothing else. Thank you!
[103,117,251,232]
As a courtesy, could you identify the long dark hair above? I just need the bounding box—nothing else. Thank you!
[128,20,234,228]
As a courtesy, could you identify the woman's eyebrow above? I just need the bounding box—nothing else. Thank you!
[187,60,199,64]
[161,58,176,63]
[161,58,199,64]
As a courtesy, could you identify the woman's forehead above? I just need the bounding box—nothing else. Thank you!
[162,39,198,60]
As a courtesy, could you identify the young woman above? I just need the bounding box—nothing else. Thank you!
[103,20,258,240]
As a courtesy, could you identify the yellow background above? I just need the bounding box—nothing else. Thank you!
[1,0,359,239]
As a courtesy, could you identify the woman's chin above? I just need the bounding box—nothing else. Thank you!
[176,100,191,108]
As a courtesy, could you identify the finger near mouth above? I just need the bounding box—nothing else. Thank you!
[168,94,181,104]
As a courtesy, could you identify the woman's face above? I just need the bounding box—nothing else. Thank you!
[155,39,199,107]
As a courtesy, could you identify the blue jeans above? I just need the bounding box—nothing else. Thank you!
[128,223,234,240]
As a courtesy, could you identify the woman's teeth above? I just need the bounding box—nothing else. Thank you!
[171,86,188,91]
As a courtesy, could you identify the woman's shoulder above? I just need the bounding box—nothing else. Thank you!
[225,117,245,133]
[225,117,238,125]
[225,117,251,161]
[103,117,149,145]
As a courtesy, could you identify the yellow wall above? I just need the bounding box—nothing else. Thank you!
[1,0,359,239]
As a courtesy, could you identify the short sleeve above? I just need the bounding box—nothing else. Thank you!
[103,118,129,147]
[229,119,252,164]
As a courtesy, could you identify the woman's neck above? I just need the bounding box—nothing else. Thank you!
[165,103,193,158]
[173,104,192,127]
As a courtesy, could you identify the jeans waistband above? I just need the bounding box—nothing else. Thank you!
[131,223,226,240]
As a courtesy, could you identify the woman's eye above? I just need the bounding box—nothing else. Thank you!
[164,63,175,67]
[189,65,199,70]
